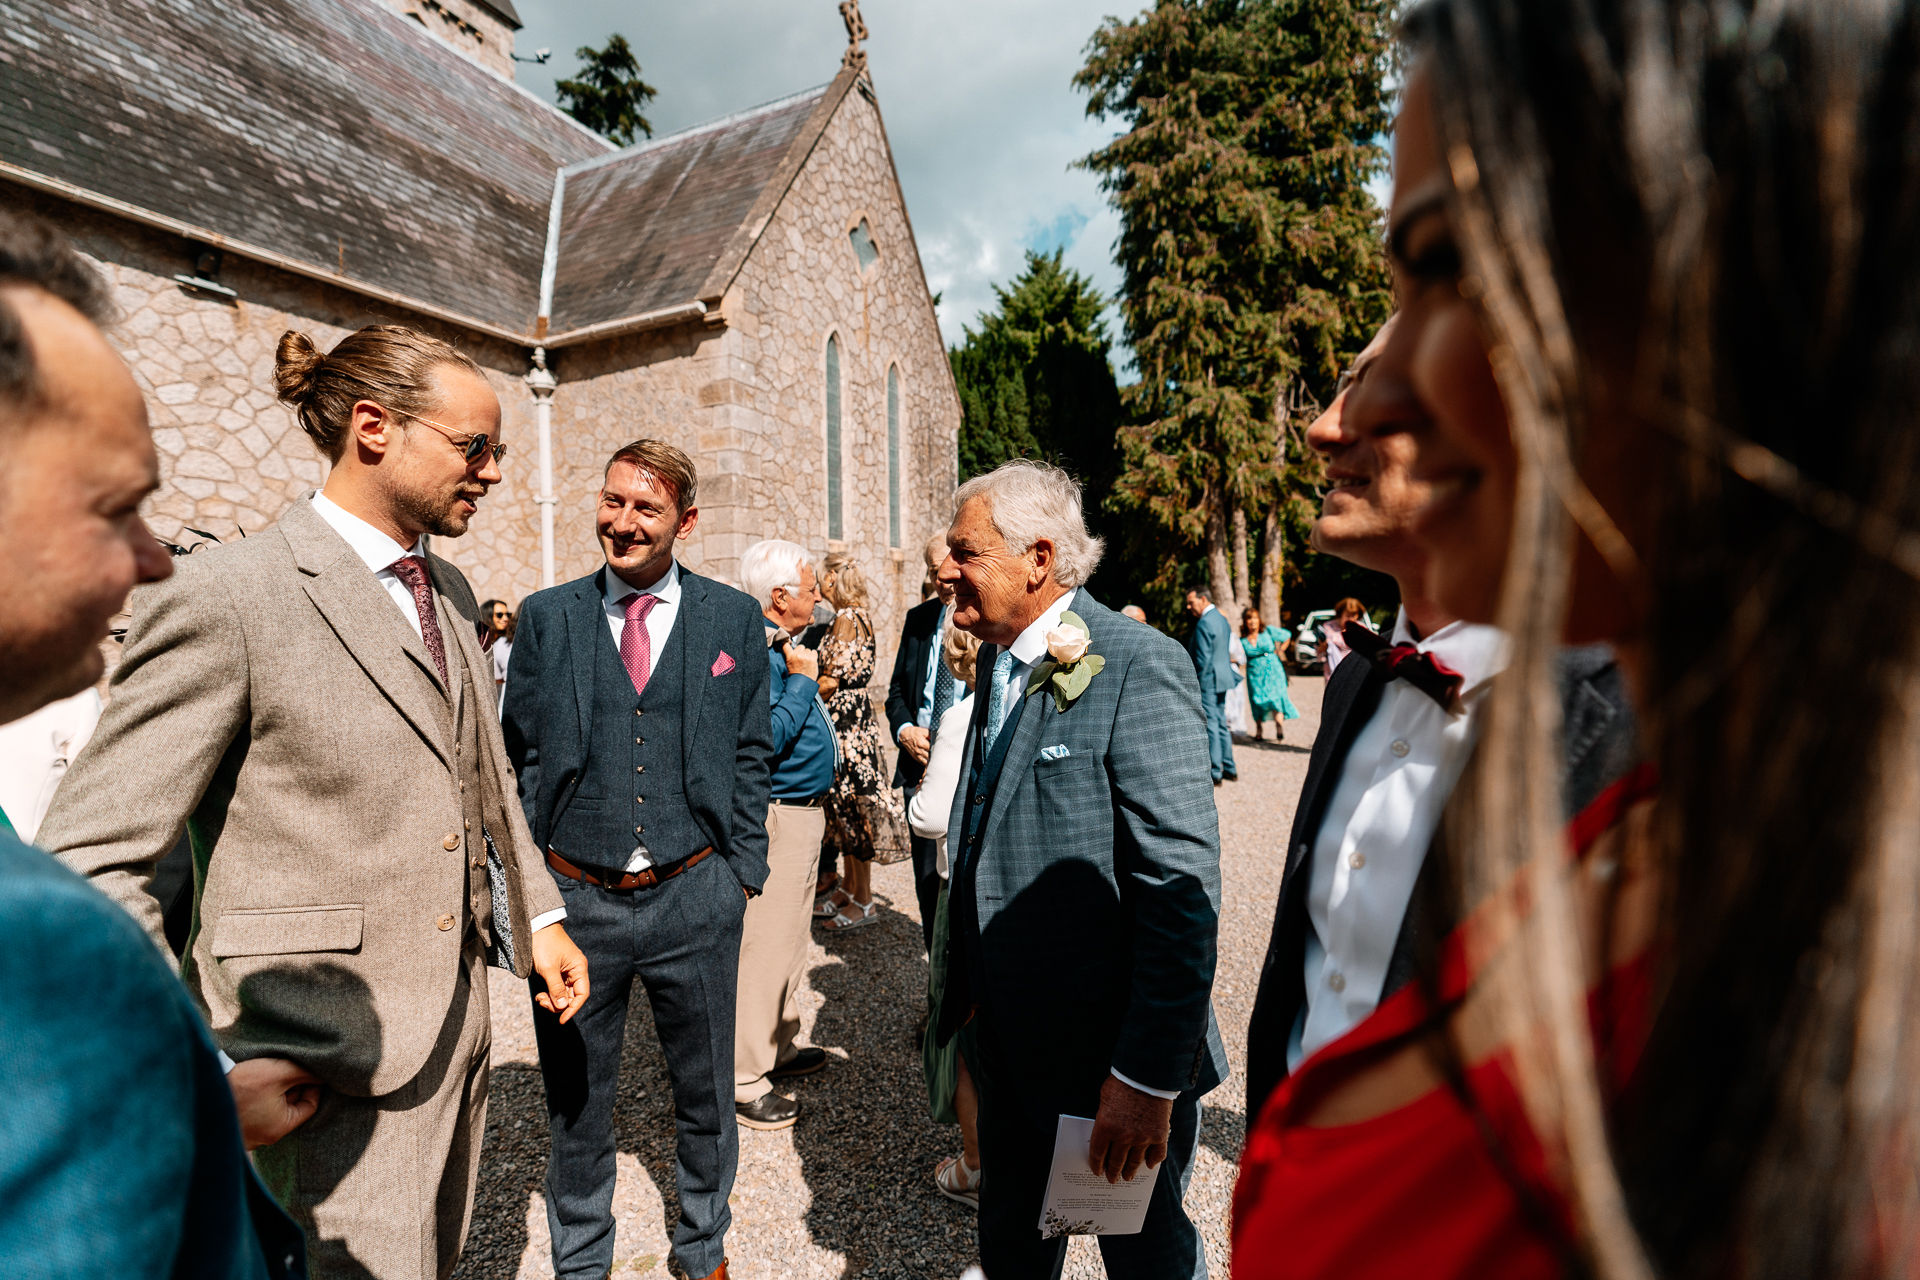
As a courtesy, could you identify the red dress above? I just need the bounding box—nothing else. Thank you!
[1231,768,1658,1279]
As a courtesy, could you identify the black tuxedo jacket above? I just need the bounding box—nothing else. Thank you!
[885,595,946,788]
[501,563,775,893]
[1243,643,1638,1123]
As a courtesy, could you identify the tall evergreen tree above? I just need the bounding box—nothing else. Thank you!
[949,250,1130,596]
[1077,0,1395,618]
[555,35,657,146]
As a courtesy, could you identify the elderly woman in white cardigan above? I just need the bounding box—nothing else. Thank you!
[910,624,982,1207]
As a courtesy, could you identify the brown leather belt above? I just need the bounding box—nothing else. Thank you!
[547,846,712,892]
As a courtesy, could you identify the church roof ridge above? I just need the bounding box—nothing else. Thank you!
[558,83,835,180]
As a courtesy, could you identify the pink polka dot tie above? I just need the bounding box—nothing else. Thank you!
[621,593,661,697]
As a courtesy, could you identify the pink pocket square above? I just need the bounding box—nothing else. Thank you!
[711,651,736,677]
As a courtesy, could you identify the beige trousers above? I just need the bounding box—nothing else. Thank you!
[734,800,826,1103]
[254,938,491,1280]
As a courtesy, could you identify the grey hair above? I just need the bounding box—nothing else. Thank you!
[740,538,810,610]
[950,460,1104,588]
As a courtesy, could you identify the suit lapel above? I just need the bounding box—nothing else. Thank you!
[679,566,710,765]
[283,501,454,767]
[426,556,471,727]
[568,570,607,748]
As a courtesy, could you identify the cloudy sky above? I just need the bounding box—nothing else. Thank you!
[509,0,1131,359]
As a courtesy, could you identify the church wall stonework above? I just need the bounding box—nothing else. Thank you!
[15,74,958,688]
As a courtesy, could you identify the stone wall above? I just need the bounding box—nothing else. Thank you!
[544,79,962,675]
[374,0,519,78]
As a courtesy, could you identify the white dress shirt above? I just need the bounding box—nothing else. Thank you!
[309,492,427,638]
[0,688,101,842]
[600,558,681,659]
[989,591,1180,1102]
[1291,609,1509,1070]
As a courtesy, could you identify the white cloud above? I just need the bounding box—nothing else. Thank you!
[510,0,1130,354]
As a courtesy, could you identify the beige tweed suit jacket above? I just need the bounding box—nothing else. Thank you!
[37,497,563,1097]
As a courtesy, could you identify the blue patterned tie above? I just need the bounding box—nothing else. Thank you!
[930,637,957,726]
[983,648,1013,755]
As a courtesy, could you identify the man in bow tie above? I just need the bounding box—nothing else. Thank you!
[501,440,772,1280]
[1243,319,1639,1126]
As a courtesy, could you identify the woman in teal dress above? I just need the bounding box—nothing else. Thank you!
[1240,607,1300,741]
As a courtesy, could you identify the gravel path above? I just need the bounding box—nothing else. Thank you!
[455,676,1325,1280]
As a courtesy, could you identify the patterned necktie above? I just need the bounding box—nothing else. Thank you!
[388,555,447,685]
[621,593,661,697]
[982,648,1013,755]
[930,621,957,727]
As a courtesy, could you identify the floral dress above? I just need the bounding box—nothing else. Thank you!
[1245,626,1301,722]
[821,607,908,862]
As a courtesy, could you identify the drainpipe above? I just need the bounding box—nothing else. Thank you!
[527,346,557,588]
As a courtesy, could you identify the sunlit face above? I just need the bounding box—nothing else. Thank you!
[1185,591,1207,618]
[597,460,698,588]
[381,366,503,540]
[939,497,1054,645]
[1307,317,1435,586]
[489,604,510,630]
[0,287,173,722]
[766,561,818,633]
[1350,65,1517,626]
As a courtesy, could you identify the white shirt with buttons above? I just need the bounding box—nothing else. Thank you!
[1290,609,1509,1071]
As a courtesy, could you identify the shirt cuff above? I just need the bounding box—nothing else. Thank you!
[218,1050,237,1075]
[1110,1067,1179,1100]
[529,907,568,933]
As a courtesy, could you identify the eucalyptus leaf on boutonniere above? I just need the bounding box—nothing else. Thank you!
[1024,610,1105,712]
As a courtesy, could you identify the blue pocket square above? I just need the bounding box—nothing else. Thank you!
[1039,743,1071,760]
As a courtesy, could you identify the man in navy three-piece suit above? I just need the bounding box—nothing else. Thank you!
[937,460,1225,1280]
[502,440,773,1280]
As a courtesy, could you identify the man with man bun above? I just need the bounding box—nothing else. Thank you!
[41,323,589,1279]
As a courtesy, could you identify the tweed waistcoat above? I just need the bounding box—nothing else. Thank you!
[547,607,703,872]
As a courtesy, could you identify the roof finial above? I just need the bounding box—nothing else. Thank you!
[839,0,869,72]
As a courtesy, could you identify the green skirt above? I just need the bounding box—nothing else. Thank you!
[922,881,976,1124]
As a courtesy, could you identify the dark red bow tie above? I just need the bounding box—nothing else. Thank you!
[1341,623,1465,710]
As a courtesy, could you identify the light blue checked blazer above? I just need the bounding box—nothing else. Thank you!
[944,589,1228,1107]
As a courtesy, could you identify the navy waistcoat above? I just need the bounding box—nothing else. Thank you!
[547,606,706,872]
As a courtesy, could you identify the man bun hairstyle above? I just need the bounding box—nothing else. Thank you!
[0,210,112,420]
[274,324,484,462]
[605,439,698,515]
[950,459,1104,589]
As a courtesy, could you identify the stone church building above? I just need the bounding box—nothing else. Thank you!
[0,0,958,656]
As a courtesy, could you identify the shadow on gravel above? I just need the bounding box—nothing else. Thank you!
[457,1063,547,1279]
[1199,1101,1246,1166]
[791,893,983,1280]
[1232,736,1312,756]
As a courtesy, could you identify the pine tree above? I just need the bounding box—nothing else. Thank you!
[949,250,1128,593]
[555,35,657,147]
[1077,0,1395,618]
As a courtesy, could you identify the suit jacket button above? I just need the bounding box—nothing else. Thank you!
[443,834,460,850]
[974,794,985,804]
[437,914,455,931]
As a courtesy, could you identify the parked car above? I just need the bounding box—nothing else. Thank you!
[1293,608,1338,674]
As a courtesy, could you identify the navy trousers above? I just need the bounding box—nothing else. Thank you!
[966,1022,1208,1280]
[531,853,745,1280]
[1201,687,1236,781]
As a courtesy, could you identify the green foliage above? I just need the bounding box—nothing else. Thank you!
[555,35,657,146]
[1075,0,1397,603]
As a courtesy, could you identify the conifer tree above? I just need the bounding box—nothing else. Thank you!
[1077,0,1395,615]
[555,35,657,147]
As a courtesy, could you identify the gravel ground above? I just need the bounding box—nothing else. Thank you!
[455,675,1325,1280]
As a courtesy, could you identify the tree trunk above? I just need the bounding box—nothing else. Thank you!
[1205,486,1235,611]
[1230,505,1251,614]
[1260,504,1282,624]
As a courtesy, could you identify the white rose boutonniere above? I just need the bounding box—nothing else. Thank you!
[1025,610,1105,712]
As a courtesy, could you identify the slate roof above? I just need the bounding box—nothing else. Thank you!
[0,0,847,345]
[551,87,829,333]
[472,0,521,28]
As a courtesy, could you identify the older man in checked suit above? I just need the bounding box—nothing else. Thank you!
[935,460,1226,1280]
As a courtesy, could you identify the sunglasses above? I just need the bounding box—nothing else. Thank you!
[401,410,508,465]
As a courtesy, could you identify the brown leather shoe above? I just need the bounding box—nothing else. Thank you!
[690,1261,729,1280]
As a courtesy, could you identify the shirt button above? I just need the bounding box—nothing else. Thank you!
[437,914,455,931]
[1390,739,1410,758]
[1328,972,1347,993]
[1349,851,1366,869]
[443,834,460,850]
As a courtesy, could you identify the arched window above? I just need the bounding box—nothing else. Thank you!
[887,365,901,548]
[826,334,843,541]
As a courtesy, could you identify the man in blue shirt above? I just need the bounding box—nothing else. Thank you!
[733,539,840,1129]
